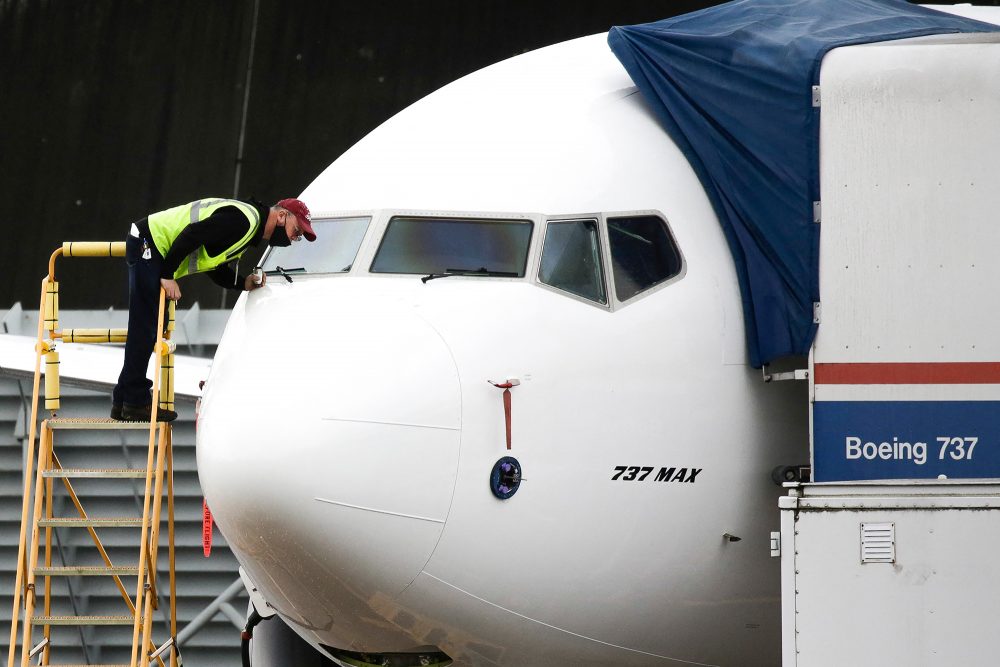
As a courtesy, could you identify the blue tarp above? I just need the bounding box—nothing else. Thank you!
[608,0,998,367]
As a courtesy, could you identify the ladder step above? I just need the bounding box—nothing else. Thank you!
[43,468,148,478]
[31,615,136,626]
[35,565,139,576]
[45,417,155,430]
[38,517,143,528]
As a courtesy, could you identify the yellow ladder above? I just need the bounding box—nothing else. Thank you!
[6,243,179,667]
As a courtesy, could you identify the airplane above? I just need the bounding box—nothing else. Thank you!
[194,4,1000,666]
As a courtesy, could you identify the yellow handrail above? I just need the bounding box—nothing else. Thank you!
[6,279,47,667]
[8,245,177,667]
[131,288,167,667]
[168,436,178,667]
[41,442,52,665]
[58,328,129,343]
[140,423,171,667]
[61,241,127,258]
[20,423,53,665]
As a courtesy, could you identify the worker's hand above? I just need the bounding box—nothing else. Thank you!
[244,272,265,291]
[160,278,182,301]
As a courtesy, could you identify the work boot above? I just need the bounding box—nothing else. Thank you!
[121,403,177,423]
[110,403,123,420]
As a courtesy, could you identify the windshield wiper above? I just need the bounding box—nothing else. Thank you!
[421,267,519,283]
[265,266,306,283]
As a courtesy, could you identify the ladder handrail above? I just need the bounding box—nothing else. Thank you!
[167,437,177,663]
[19,422,52,665]
[6,278,48,667]
[138,422,171,667]
[131,288,167,667]
[7,246,177,667]
[41,444,53,666]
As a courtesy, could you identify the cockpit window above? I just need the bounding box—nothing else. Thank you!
[538,219,607,304]
[262,216,370,274]
[608,215,682,301]
[370,216,532,276]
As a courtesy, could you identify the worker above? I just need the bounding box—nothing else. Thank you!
[111,197,316,422]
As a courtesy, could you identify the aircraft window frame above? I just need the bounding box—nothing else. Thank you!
[258,213,373,277]
[605,212,685,304]
[368,214,535,278]
[277,209,684,309]
[536,216,610,308]
[533,210,684,310]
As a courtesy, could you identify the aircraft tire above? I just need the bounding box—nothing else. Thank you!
[248,606,337,667]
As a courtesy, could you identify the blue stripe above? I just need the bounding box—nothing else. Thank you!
[814,401,1000,482]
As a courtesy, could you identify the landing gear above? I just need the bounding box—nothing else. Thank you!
[245,609,336,667]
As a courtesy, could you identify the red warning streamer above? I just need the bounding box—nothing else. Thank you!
[489,380,519,450]
[202,498,213,557]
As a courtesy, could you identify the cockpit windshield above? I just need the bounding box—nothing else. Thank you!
[370,216,533,277]
[262,216,370,274]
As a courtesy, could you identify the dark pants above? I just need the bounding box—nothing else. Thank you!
[112,230,163,407]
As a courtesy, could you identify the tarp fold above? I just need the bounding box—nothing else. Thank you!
[609,0,998,367]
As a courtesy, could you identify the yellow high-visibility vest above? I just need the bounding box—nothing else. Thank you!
[148,198,260,279]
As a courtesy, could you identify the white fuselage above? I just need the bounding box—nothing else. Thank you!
[197,33,807,666]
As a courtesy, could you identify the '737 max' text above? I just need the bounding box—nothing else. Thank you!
[611,466,702,483]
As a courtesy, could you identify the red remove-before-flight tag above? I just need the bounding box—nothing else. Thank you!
[203,499,213,557]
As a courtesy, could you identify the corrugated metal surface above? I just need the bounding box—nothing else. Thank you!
[0,377,246,666]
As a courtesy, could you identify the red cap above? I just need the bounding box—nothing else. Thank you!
[276,198,316,241]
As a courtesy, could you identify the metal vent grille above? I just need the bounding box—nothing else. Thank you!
[860,522,895,563]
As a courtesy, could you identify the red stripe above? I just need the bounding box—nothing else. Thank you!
[815,362,1000,385]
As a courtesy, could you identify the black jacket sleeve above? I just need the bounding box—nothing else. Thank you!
[207,264,244,290]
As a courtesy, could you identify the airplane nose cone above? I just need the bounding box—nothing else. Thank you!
[198,286,461,625]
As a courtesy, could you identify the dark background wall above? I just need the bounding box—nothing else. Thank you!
[0,0,987,309]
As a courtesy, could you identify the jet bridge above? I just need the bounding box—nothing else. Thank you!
[781,29,1000,667]
[808,33,1000,484]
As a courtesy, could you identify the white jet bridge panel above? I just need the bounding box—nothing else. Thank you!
[810,35,1000,482]
[780,482,1000,666]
